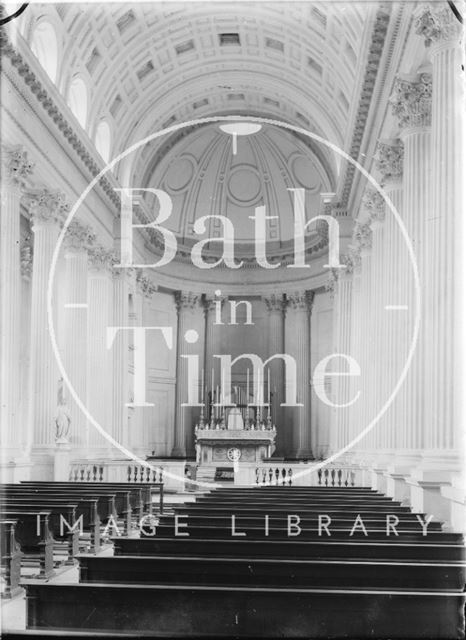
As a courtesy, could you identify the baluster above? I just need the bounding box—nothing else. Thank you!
[344,470,349,487]
[99,466,104,482]
[275,468,279,486]
[92,465,97,481]
[324,468,329,486]
[337,469,342,487]
[268,468,273,483]
[350,470,355,487]
[281,468,286,486]
[134,466,138,482]
[330,469,335,486]
[255,468,260,485]
[287,469,292,486]
[317,469,322,486]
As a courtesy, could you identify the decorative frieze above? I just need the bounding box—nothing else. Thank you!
[1,145,34,189]
[415,5,463,47]
[375,139,404,183]
[390,73,432,130]
[28,188,69,226]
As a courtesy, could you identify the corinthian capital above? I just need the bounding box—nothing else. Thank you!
[325,270,337,298]
[363,188,385,224]
[203,292,227,313]
[263,294,285,313]
[390,73,432,129]
[65,219,96,252]
[88,244,116,272]
[20,241,33,281]
[375,139,404,183]
[28,188,69,226]
[175,291,201,312]
[136,270,157,298]
[415,5,463,47]
[285,290,314,312]
[353,221,372,252]
[1,145,34,189]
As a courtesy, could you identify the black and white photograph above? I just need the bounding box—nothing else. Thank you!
[0,0,465,637]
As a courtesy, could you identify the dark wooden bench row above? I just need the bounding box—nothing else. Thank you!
[0,482,163,595]
[112,535,466,561]
[76,553,466,590]
[23,582,465,638]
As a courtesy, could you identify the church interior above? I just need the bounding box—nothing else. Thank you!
[1,1,465,637]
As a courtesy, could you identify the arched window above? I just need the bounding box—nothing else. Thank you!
[68,77,88,129]
[95,121,111,163]
[30,21,58,82]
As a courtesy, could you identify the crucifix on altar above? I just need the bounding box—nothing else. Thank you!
[194,368,277,469]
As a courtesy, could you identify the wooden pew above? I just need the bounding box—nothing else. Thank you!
[113,534,466,562]
[76,553,466,591]
[0,520,23,598]
[19,482,163,516]
[6,487,132,537]
[23,582,465,638]
[0,498,79,564]
[1,494,100,553]
[1,512,54,578]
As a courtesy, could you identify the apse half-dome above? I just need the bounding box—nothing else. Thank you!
[138,122,335,259]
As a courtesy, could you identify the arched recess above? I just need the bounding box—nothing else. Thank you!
[30,20,58,82]
[68,76,88,129]
[95,120,112,163]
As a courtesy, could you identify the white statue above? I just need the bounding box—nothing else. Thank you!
[55,378,71,442]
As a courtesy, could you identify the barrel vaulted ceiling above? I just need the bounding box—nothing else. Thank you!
[18,3,375,184]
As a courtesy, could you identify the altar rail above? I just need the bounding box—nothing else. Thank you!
[236,464,363,487]
[69,461,164,484]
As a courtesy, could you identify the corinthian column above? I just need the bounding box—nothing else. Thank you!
[172,292,203,457]
[63,220,95,449]
[415,6,464,473]
[112,268,131,450]
[263,294,285,454]
[27,189,68,451]
[352,222,372,456]
[374,140,405,462]
[284,291,313,459]
[329,260,353,456]
[363,190,386,455]
[87,245,115,454]
[390,73,432,460]
[1,146,33,458]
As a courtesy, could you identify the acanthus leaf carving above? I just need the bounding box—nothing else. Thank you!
[390,73,432,130]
